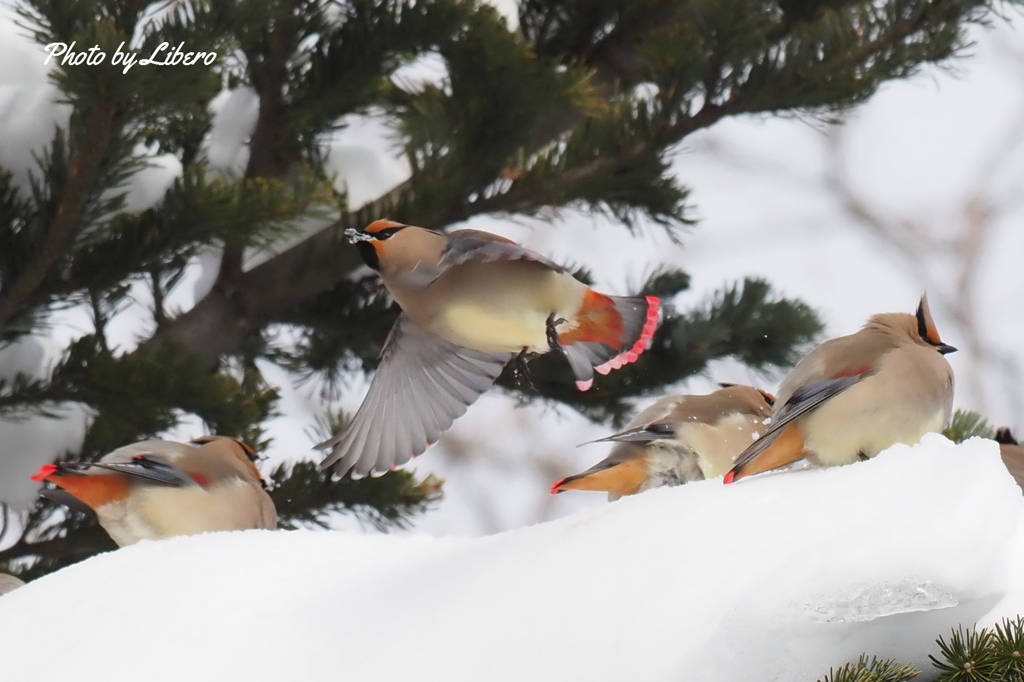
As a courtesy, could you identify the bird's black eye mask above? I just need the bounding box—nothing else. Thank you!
[915,303,957,355]
[356,240,379,270]
[915,304,931,343]
[371,227,404,240]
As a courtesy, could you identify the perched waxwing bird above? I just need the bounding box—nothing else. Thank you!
[317,220,662,479]
[0,573,24,596]
[724,295,956,483]
[551,384,775,500]
[31,435,277,547]
[995,428,1024,494]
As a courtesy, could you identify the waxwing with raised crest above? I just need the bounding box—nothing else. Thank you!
[725,296,956,483]
[317,220,661,479]
[32,435,277,546]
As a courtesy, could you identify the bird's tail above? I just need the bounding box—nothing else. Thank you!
[559,292,661,390]
[550,473,596,494]
[550,458,647,497]
[30,462,129,510]
[30,462,89,481]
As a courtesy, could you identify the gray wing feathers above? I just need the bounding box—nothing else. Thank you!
[563,341,616,385]
[731,375,865,469]
[439,230,566,273]
[595,423,676,443]
[317,316,512,479]
[90,456,198,487]
[771,376,865,430]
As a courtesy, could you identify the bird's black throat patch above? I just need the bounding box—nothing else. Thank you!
[355,241,380,270]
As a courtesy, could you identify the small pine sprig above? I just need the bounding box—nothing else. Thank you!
[822,617,1024,682]
[817,654,919,682]
[930,625,996,681]
[268,460,443,532]
[942,409,997,444]
[990,616,1024,680]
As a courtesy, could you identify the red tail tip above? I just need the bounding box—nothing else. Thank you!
[31,464,58,482]
[592,296,661,376]
[722,470,737,485]
[629,296,661,358]
[550,479,566,494]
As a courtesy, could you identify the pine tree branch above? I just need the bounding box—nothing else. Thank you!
[218,9,298,286]
[0,522,116,571]
[147,182,409,366]
[135,0,993,370]
[0,104,118,331]
[244,11,295,179]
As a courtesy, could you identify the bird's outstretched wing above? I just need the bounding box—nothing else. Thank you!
[438,229,566,273]
[317,315,513,479]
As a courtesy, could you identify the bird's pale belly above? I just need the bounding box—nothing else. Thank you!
[403,262,586,353]
[805,406,947,466]
[435,303,553,352]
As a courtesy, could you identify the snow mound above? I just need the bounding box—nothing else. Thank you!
[1,435,1022,681]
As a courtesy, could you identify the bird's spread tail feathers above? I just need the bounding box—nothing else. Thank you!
[560,292,661,390]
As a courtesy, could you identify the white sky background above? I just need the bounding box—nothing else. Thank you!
[0,4,1022,537]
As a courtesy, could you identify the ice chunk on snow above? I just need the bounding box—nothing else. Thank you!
[0,436,1022,681]
[800,578,959,623]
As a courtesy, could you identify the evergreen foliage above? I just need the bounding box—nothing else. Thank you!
[943,409,997,443]
[819,616,1024,682]
[0,0,1013,577]
[818,655,920,682]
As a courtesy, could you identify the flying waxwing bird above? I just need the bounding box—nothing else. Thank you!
[724,296,956,483]
[0,573,25,596]
[317,220,662,479]
[31,435,277,547]
[995,428,1024,494]
[551,384,775,500]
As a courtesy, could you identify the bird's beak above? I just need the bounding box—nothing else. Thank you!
[936,343,958,355]
[345,228,373,244]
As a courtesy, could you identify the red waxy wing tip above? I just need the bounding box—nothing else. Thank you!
[722,470,737,485]
[833,366,871,378]
[550,478,566,495]
[31,463,58,482]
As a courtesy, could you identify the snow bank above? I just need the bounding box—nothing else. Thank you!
[1,436,1022,681]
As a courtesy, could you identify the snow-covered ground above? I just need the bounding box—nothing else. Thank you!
[1,436,1022,681]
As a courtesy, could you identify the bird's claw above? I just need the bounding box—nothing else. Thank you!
[512,349,537,392]
[546,314,568,355]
